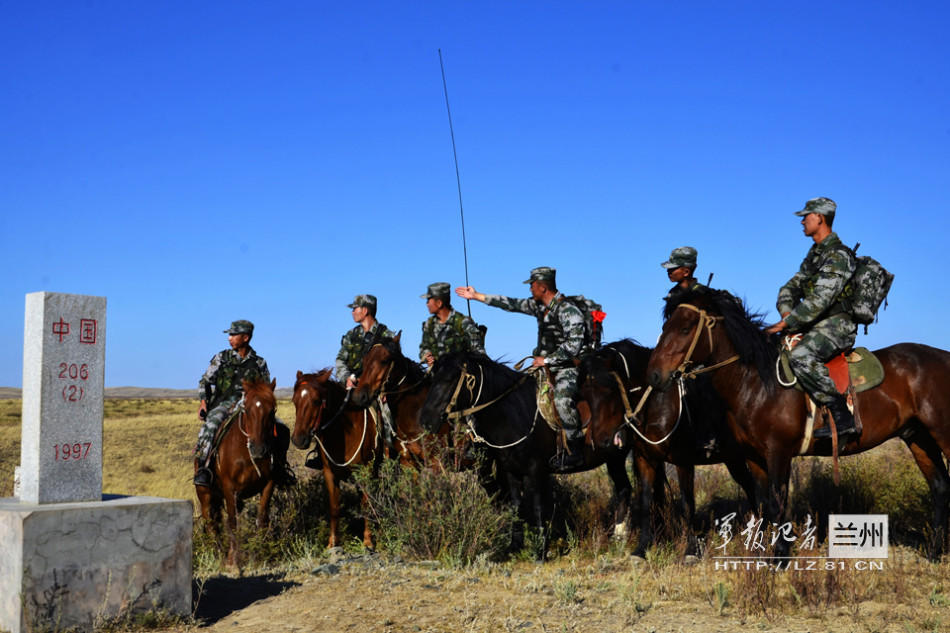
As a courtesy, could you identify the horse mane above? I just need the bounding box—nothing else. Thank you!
[379,335,427,384]
[579,338,652,388]
[664,288,777,389]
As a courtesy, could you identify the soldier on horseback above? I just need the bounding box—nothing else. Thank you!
[662,246,705,301]
[194,320,291,486]
[419,282,484,367]
[766,197,859,438]
[457,266,587,471]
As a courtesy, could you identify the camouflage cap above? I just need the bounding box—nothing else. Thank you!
[347,294,377,311]
[523,266,557,284]
[794,197,837,219]
[661,246,698,270]
[223,320,254,335]
[421,282,451,300]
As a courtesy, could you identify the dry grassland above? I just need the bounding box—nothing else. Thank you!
[0,399,949,632]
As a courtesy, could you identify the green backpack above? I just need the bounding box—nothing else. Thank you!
[562,295,606,351]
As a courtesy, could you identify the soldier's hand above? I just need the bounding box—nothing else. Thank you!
[424,352,435,366]
[532,356,546,368]
[346,376,357,390]
[456,286,483,301]
[765,320,787,335]
[198,402,208,421]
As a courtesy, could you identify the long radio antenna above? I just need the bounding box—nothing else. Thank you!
[438,49,472,317]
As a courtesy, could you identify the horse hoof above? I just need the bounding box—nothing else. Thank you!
[630,554,647,565]
[683,554,700,566]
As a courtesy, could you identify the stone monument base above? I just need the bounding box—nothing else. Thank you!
[0,495,192,633]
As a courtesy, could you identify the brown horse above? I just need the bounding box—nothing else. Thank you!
[195,378,286,568]
[646,288,950,558]
[291,369,380,549]
[580,339,757,556]
[350,332,446,469]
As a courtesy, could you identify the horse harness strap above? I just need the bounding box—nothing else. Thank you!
[673,303,740,379]
[444,363,531,420]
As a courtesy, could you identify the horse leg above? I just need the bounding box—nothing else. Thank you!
[765,456,793,558]
[323,465,341,549]
[631,452,658,558]
[256,480,276,530]
[529,471,553,560]
[221,484,241,570]
[605,453,633,542]
[724,457,758,510]
[360,490,375,550]
[674,464,698,555]
[903,431,950,559]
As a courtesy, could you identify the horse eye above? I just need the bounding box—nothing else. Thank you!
[680,326,690,334]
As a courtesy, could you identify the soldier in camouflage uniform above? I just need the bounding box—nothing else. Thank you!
[419,282,484,366]
[766,197,858,438]
[457,267,587,471]
[662,246,705,301]
[333,294,396,460]
[661,246,718,455]
[335,294,395,388]
[194,320,285,486]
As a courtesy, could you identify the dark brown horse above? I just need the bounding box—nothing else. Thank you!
[647,288,950,557]
[580,339,757,556]
[350,333,447,469]
[291,369,380,549]
[195,378,286,568]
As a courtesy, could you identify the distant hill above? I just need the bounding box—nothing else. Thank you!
[0,386,295,399]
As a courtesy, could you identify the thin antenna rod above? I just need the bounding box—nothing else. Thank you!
[438,48,472,317]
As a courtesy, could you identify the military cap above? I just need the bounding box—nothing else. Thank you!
[523,266,557,284]
[421,282,451,300]
[347,294,377,311]
[224,320,254,335]
[794,197,837,219]
[661,246,698,270]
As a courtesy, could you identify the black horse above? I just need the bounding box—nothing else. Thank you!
[418,350,635,550]
[579,339,757,556]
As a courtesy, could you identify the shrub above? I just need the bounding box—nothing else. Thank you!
[354,460,514,566]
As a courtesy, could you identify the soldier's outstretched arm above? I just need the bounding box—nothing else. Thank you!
[456,286,486,302]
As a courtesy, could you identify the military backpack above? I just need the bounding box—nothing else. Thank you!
[563,295,606,352]
[842,245,894,332]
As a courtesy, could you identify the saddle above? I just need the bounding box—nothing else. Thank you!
[778,346,884,394]
[533,367,578,454]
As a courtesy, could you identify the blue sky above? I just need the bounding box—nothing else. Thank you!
[1,1,947,389]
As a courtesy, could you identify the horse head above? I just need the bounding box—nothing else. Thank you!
[648,288,776,393]
[578,340,652,451]
[240,378,277,460]
[418,351,476,434]
[352,331,402,408]
[291,369,334,449]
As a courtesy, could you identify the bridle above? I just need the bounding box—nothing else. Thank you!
[440,360,538,449]
[665,303,739,381]
[296,379,370,468]
[236,393,276,477]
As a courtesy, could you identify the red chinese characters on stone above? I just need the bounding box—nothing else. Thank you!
[79,319,97,344]
[53,318,70,342]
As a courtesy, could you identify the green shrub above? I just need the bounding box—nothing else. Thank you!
[354,460,514,567]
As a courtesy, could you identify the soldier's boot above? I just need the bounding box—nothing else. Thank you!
[814,395,858,439]
[193,457,213,487]
[271,424,296,486]
[549,434,586,473]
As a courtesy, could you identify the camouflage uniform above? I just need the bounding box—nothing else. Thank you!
[420,310,484,362]
[335,321,395,384]
[777,231,856,405]
[483,277,585,440]
[196,345,270,460]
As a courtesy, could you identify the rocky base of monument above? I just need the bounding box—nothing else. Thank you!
[0,495,192,633]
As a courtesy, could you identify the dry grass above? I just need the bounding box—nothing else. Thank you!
[1,400,949,632]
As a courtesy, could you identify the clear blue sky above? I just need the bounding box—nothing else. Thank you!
[2,1,947,389]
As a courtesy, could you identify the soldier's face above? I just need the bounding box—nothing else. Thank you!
[426,297,441,314]
[802,212,823,237]
[667,266,691,283]
[228,333,249,350]
[352,306,368,322]
[529,281,545,301]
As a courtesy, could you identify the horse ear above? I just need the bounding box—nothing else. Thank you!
[394,330,402,344]
[296,370,303,380]
[270,378,277,390]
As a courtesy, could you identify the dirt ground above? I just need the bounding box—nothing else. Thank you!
[168,550,941,633]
